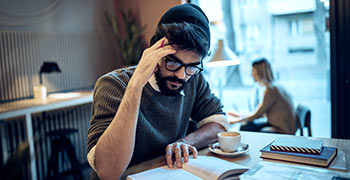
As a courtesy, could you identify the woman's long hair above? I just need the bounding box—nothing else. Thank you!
[252,58,274,83]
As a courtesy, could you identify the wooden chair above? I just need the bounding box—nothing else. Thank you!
[296,104,312,136]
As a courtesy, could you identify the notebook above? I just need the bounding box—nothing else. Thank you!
[261,143,337,167]
[270,137,323,154]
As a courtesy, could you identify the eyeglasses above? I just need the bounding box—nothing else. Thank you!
[163,56,203,76]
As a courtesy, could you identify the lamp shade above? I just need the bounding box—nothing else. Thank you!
[206,39,240,68]
[39,62,61,73]
[39,61,61,84]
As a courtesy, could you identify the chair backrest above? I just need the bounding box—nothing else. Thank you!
[296,104,312,136]
[1,141,30,180]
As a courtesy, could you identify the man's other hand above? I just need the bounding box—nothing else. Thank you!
[165,142,198,168]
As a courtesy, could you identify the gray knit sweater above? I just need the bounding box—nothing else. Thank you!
[87,66,224,176]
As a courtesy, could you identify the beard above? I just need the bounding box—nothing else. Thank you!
[154,69,186,96]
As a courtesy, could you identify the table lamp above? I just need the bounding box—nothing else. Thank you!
[33,62,61,100]
[207,39,240,67]
[206,39,240,99]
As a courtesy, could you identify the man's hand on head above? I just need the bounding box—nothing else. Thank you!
[165,141,198,168]
[129,37,176,88]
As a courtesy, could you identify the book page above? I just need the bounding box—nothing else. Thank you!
[127,166,202,180]
[183,156,249,180]
[240,161,350,180]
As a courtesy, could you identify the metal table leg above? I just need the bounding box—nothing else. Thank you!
[25,113,37,180]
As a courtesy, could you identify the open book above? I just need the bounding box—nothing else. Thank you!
[127,156,249,180]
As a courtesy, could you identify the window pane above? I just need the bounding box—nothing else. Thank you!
[196,0,330,137]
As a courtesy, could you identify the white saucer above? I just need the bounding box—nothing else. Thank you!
[209,142,249,157]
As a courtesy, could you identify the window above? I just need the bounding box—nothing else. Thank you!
[196,0,331,137]
[289,18,314,36]
[289,20,302,36]
[302,18,314,34]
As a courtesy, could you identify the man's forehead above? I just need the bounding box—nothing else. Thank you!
[169,55,201,65]
[171,49,202,64]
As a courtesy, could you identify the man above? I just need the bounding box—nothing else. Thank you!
[87,3,229,179]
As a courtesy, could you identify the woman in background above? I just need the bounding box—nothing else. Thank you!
[228,58,297,134]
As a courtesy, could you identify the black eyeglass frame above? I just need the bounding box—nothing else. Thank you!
[163,55,203,76]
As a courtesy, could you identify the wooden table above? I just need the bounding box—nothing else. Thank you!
[0,90,93,180]
[123,131,350,178]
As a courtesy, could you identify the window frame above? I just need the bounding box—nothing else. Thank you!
[330,0,350,139]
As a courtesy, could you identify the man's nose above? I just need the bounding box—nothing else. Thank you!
[174,66,186,79]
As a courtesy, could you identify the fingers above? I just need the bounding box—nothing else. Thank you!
[159,38,165,49]
[139,39,175,68]
[131,37,175,86]
[174,143,182,168]
[149,37,168,50]
[181,144,189,163]
[188,145,198,159]
[165,144,173,168]
[147,37,176,59]
[165,142,198,168]
[152,45,176,60]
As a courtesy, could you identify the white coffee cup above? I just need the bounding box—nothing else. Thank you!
[217,131,241,152]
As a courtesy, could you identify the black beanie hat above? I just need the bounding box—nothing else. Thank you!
[150,3,210,47]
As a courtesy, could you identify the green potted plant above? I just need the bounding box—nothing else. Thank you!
[105,9,146,66]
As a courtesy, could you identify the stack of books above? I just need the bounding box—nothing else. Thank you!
[260,137,338,167]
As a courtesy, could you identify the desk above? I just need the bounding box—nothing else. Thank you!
[0,90,93,180]
[123,131,350,178]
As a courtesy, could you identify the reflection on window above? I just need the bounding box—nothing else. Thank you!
[241,0,260,8]
[196,0,331,138]
[289,20,301,36]
[246,24,260,40]
[302,18,314,34]
[289,18,314,36]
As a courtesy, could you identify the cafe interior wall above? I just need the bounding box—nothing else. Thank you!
[0,0,116,179]
[0,0,184,103]
[0,0,118,102]
[113,0,184,46]
[0,0,186,178]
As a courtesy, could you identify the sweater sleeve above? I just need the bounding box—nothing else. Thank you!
[86,72,128,154]
[245,86,276,122]
[190,73,225,123]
